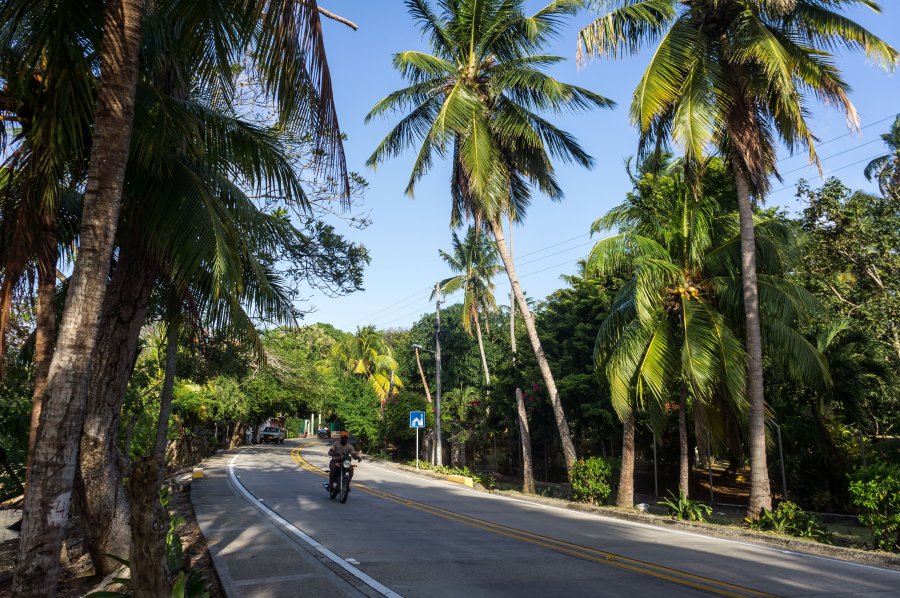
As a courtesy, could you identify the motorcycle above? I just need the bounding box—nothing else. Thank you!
[328,458,358,503]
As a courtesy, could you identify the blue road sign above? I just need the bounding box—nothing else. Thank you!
[409,411,425,428]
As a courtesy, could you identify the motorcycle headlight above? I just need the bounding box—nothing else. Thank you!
[343,459,352,469]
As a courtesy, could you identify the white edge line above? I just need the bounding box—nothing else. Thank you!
[363,461,900,575]
[226,452,404,598]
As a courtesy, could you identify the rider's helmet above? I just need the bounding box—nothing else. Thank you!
[340,431,349,438]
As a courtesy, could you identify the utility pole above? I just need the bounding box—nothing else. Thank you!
[434,282,443,467]
[509,213,516,356]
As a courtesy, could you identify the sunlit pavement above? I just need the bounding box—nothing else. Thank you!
[195,439,900,598]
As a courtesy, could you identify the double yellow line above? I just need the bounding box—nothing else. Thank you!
[290,444,777,598]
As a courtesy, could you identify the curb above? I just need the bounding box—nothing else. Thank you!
[369,458,900,572]
[445,474,475,488]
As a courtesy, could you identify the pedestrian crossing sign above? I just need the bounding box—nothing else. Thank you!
[409,411,425,428]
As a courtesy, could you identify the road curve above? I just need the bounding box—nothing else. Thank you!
[227,439,899,597]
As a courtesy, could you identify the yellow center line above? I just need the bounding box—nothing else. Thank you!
[289,444,778,598]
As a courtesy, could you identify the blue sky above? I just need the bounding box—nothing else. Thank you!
[299,1,900,333]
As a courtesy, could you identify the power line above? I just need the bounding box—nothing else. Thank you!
[515,239,596,268]
[768,153,885,197]
[778,138,882,177]
[353,283,435,325]
[356,233,592,329]
[515,232,588,259]
[362,113,898,330]
[777,113,896,162]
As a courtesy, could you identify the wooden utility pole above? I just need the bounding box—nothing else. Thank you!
[434,282,443,467]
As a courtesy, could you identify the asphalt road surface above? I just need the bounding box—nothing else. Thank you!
[227,439,899,597]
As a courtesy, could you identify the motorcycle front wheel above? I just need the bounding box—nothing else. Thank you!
[339,477,349,503]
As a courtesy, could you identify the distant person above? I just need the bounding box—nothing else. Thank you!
[245,427,253,445]
[325,431,361,490]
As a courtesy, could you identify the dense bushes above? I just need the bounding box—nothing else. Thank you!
[570,457,617,505]
[849,463,900,551]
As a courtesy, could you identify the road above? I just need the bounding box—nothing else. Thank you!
[224,439,899,597]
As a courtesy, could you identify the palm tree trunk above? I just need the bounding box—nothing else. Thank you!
[414,347,432,404]
[515,388,535,493]
[130,318,179,597]
[78,246,157,575]
[489,219,577,474]
[0,204,29,380]
[505,217,532,490]
[733,164,772,517]
[508,212,516,355]
[25,213,58,472]
[617,412,635,508]
[472,305,491,385]
[14,1,144,592]
[128,457,170,598]
[678,383,689,498]
[155,320,179,465]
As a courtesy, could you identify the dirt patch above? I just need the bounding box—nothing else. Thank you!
[0,483,224,597]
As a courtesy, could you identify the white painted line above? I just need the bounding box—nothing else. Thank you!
[363,461,900,575]
[227,452,403,598]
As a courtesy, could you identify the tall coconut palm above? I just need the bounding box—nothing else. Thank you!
[0,0,96,482]
[590,156,827,504]
[367,0,613,476]
[76,80,315,573]
[864,113,900,198]
[591,157,745,501]
[9,0,145,590]
[3,0,352,588]
[578,0,896,516]
[436,226,500,385]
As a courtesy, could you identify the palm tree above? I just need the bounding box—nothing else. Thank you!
[8,0,145,589]
[76,78,315,572]
[436,227,500,385]
[4,0,352,588]
[333,326,403,406]
[591,156,828,506]
[0,0,96,478]
[367,0,613,477]
[864,114,900,199]
[578,0,896,516]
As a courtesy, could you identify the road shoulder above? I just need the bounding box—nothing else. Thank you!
[191,447,375,597]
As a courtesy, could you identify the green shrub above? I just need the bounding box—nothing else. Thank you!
[570,457,615,505]
[658,492,712,522]
[746,501,833,544]
[849,463,900,551]
[404,460,494,488]
[160,488,185,575]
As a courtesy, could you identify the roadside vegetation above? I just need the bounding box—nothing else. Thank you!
[0,0,898,596]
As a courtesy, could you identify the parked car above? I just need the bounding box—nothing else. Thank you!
[260,426,286,444]
[317,425,331,439]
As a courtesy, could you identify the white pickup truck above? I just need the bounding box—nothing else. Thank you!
[259,426,286,444]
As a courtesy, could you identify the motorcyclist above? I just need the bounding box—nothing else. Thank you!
[326,431,361,490]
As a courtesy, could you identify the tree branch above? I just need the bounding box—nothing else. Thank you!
[318,6,358,31]
[825,283,860,312]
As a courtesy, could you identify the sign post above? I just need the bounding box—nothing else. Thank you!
[409,411,425,469]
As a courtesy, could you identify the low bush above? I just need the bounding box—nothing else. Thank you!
[404,460,494,488]
[658,492,712,522]
[746,501,833,544]
[570,457,615,505]
[849,463,900,551]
